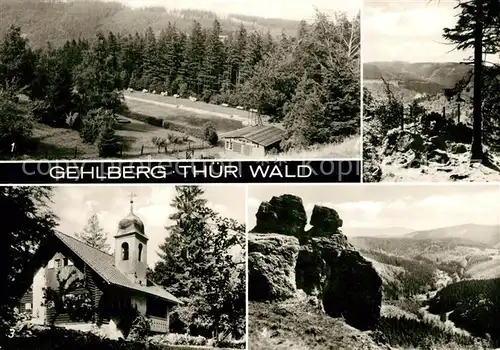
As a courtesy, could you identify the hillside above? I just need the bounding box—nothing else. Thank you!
[249,300,388,350]
[0,0,300,48]
[350,235,500,279]
[407,224,500,246]
[363,61,472,92]
[428,278,500,344]
[348,230,500,348]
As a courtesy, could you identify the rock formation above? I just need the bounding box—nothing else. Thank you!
[248,194,382,331]
[248,234,299,301]
[250,194,307,238]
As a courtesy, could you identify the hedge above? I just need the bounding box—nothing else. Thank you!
[124,112,206,140]
[162,121,205,140]
[3,331,241,350]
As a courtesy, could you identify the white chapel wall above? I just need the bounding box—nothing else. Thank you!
[32,265,47,324]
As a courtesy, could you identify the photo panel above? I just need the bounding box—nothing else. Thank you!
[0,184,246,349]
[0,0,361,161]
[363,0,500,182]
[247,183,500,349]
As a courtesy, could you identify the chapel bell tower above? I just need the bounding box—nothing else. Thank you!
[115,193,148,286]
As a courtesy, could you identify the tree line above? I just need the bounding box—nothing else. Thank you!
[0,11,360,157]
[0,186,245,345]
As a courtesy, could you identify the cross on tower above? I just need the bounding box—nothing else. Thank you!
[129,192,137,212]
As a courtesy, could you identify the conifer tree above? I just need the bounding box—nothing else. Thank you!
[0,186,57,335]
[181,21,206,95]
[74,32,123,113]
[152,186,245,340]
[441,0,500,161]
[0,26,36,92]
[201,20,225,100]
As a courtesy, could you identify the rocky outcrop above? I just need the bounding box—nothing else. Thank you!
[306,205,343,239]
[248,234,299,301]
[248,194,383,331]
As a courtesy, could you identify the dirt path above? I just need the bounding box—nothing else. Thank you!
[123,94,250,124]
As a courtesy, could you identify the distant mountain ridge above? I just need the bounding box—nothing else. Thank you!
[363,61,472,94]
[405,223,500,246]
[0,0,301,48]
[343,226,415,237]
[348,223,500,247]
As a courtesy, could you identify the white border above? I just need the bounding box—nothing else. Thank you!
[244,184,249,350]
[359,0,365,181]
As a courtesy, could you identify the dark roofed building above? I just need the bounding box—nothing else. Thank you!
[220,125,285,157]
[19,198,181,339]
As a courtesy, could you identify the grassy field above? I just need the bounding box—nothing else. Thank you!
[124,98,245,132]
[262,135,361,160]
[123,92,361,159]
[26,115,215,160]
[12,91,359,160]
[124,90,263,123]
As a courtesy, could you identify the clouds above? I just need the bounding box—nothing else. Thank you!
[247,185,500,234]
[363,0,471,62]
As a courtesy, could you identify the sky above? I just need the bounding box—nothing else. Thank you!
[363,0,473,62]
[52,185,245,267]
[247,184,500,234]
[110,0,360,20]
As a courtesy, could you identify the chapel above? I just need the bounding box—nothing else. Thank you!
[19,196,181,338]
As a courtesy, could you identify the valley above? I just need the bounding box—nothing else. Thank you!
[348,224,500,347]
[363,60,500,183]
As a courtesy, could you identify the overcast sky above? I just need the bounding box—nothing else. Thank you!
[247,185,500,234]
[110,0,360,20]
[52,185,245,267]
[364,0,472,62]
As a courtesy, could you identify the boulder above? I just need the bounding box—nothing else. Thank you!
[296,237,382,331]
[251,194,307,238]
[363,160,383,182]
[248,233,300,301]
[306,205,343,238]
[427,135,447,152]
[449,143,468,154]
[427,149,450,164]
[383,129,424,156]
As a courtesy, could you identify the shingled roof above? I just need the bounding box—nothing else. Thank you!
[54,231,182,305]
[221,125,285,147]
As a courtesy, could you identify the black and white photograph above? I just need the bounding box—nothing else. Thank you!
[363,0,500,182]
[0,0,360,161]
[247,184,500,349]
[0,185,246,349]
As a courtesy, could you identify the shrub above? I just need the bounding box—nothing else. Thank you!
[203,122,218,146]
[0,93,33,156]
[215,338,246,349]
[149,333,208,346]
[98,126,121,157]
[128,315,151,342]
[163,121,205,140]
[79,108,115,144]
[3,327,162,349]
